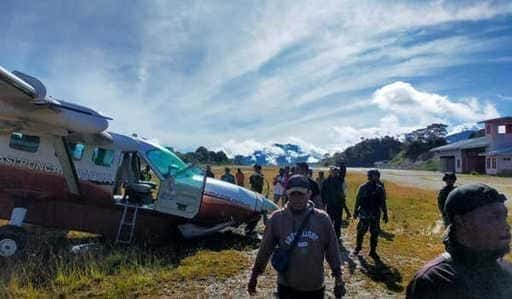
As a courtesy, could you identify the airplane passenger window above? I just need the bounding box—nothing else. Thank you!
[92,147,115,167]
[9,132,40,153]
[68,143,86,160]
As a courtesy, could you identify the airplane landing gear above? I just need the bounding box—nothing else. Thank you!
[0,225,27,258]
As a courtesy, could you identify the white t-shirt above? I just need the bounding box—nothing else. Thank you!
[274,175,286,196]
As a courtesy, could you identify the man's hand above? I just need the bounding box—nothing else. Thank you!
[247,274,258,295]
[334,277,346,298]
[383,214,389,223]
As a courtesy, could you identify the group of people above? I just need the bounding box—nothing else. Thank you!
[247,164,512,298]
[248,163,390,298]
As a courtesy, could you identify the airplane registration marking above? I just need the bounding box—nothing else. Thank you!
[0,154,61,174]
[0,155,114,184]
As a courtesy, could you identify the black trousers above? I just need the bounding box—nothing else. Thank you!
[327,206,342,239]
[278,284,325,299]
[356,218,380,251]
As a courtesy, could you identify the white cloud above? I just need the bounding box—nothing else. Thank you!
[2,0,511,153]
[372,81,500,124]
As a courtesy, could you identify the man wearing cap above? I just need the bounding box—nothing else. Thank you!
[295,162,323,209]
[406,183,512,298]
[248,174,345,298]
[437,172,457,225]
[353,169,388,259]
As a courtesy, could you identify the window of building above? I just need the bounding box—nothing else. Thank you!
[492,157,497,169]
[486,158,491,169]
[504,157,511,161]
[92,148,115,167]
[68,143,86,160]
[9,132,40,153]
[506,124,512,134]
[456,159,461,168]
[498,125,506,134]
[486,124,491,134]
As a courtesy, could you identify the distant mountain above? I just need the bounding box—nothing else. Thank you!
[446,124,481,143]
[233,143,324,166]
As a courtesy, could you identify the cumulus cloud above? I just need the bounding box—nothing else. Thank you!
[372,81,500,124]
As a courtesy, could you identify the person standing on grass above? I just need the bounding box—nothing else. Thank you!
[205,165,215,178]
[295,162,323,209]
[406,183,512,298]
[249,164,264,194]
[316,171,326,192]
[235,168,245,187]
[220,167,235,184]
[321,167,345,240]
[337,164,352,220]
[437,172,457,226]
[273,168,286,205]
[353,169,388,259]
[248,175,346,298]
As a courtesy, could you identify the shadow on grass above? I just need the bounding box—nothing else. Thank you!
[357,255,404,292]
[379,230,395,241]
[339,242,358,275]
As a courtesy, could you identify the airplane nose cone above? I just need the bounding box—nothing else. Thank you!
[262,197,279,212]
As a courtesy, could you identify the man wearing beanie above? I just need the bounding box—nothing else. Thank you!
[248,174,345,298]
[407,183,512,298]
[437,172,457,225]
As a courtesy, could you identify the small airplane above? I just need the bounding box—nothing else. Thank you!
[0,65,278,257]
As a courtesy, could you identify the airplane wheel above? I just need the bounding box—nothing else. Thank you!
[0,225,27,258]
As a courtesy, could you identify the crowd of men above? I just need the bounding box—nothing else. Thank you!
[241,163,511,298]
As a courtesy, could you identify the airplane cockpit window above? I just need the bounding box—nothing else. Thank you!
[9,132,40,153]
[68,143,86,160]
[92,147,115,167]
[146,147,187,178]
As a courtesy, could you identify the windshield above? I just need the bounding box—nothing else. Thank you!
[146,147,187,178]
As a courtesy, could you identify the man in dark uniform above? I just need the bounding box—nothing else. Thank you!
[437,172,457,225]
[249,164,264,194]
[322,167,344,239]
[353,169,388,259]
[407,183,512,298]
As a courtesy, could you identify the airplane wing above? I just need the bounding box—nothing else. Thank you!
[0,65,112,195]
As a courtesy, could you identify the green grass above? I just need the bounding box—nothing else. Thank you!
[0,238,251,297]
[1,167,510,296]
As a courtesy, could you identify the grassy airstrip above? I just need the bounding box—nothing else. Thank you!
[1,166,511,297]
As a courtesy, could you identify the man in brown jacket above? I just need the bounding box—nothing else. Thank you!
[247,174,345,298]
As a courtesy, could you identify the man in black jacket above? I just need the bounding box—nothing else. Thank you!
[407,183,512,298]
[322,167,345,239]
[437,172,457,225]
[353,169,388,259]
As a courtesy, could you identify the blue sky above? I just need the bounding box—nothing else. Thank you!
[1,0,511,155]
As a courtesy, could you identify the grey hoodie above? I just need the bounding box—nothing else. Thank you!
[252,201,342,291]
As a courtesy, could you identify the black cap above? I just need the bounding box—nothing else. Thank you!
[442,172,457,182]
[367,169,380,177]
[286,174,311,194]
[444,183,507,223]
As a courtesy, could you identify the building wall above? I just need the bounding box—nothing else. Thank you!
[485,121,512,151]
[497,156,512,176]
[438,150,462,173]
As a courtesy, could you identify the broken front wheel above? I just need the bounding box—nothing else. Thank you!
[0,225,27,258]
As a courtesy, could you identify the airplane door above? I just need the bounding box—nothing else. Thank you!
[154,166,206,219]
